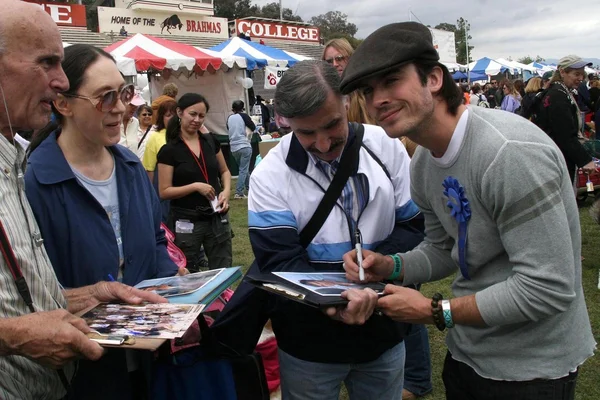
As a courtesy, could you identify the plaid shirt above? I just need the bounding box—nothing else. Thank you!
[310,154,369,234]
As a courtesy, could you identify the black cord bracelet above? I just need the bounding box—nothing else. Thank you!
[431,292,446,331]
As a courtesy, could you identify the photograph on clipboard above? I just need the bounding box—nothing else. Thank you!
[273,272,386,296]
[81,303,205,340]
[135,269,223,297]
[133,267,241,305]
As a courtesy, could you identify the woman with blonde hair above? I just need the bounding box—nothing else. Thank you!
[520,77,543,119]
[322,38,374,125]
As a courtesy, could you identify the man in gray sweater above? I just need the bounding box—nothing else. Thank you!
[339,22,595,399]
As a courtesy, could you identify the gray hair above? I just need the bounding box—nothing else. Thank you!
[0,22,5,55]
[274,60,342,118]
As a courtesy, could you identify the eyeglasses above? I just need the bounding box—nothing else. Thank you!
[140,113,152,117]
[63,84,135,112]
[325,55,347,64]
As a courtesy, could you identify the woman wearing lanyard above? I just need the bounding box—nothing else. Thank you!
[157,93,233,271]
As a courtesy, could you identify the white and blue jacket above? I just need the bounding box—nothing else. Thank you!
[249,123,419,271]
[247,123,421,363]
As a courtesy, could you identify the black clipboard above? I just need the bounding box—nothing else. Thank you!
[245,271,386,309]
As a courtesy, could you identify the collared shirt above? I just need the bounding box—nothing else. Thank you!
[308,152,368,233]
[119,117,140,154]
[0,133,73,400]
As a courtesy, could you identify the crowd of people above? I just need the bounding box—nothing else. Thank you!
[458,60,599,185]
[0,1,596,399]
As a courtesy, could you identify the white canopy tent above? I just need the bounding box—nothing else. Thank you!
[104,34,248,136]
[63,42,137,76]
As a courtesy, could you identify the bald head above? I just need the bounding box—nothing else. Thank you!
[0,0,68,135]
[0,0,61,55]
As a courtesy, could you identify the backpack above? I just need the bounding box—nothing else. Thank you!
[477,94,490,108]
[529,90,549,128]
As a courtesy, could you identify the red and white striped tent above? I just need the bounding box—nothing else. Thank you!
[104,33,223,74]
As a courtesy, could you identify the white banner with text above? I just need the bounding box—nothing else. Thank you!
[98,7,228,39]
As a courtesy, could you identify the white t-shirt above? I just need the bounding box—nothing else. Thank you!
[431,108,469,167]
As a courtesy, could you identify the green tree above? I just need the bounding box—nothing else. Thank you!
[518,56,534,65]
[214,0,258,21]
[257,2,303,21]
[309,11,357,42]
[455,18,473,64]
[517,55,545,65]
[434,22,457,33]
[81,0,107,32]
[435,18,473,64]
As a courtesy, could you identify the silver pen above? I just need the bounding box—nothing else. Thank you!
[355,230,365,281]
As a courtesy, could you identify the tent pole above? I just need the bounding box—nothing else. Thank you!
[148,73,153,102]
[465,25,470,83]
[243,69,250,112]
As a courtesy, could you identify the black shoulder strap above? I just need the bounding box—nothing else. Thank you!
[138,125,152,148]
[298,123,364,248]
[361,143,391,181]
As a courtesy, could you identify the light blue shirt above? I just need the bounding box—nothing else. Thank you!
[71,157,124,267]
[227,113,251,152]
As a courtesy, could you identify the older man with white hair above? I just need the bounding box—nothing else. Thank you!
[0,2,164,398]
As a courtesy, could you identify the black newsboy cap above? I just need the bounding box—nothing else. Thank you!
[340,22,440,94]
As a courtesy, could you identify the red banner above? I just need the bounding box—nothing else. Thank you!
[24,1,87,27]
[235,20,320,43]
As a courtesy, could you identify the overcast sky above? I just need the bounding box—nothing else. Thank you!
[254,0,600,61]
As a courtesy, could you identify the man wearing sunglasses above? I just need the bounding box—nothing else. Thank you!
[0,2,165,399]
[119,93,146,153]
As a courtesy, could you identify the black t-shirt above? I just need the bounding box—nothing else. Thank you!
[157,133,222,211]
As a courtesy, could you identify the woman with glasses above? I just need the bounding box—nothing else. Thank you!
[25,44,180,399]
[322,38,375,125]
[157,93,233,271]
[136,104,153,159]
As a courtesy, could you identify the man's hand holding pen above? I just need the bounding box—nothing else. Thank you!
[342,249,396,283]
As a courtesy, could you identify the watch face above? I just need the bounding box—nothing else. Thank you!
[178,3,183,10]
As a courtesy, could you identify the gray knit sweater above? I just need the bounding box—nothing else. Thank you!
[403,106,595,380]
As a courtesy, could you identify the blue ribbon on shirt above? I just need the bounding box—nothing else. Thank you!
[442,176,472,280]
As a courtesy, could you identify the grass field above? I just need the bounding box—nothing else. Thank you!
[226,191,600,400]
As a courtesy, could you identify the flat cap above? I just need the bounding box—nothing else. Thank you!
[340,22,439,94]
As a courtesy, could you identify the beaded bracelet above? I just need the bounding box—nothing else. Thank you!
[431,293,446,331]
[386,254,402,280]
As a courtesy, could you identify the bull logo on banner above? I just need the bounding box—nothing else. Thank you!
[264,66,287,90]
[161,14,183,34]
